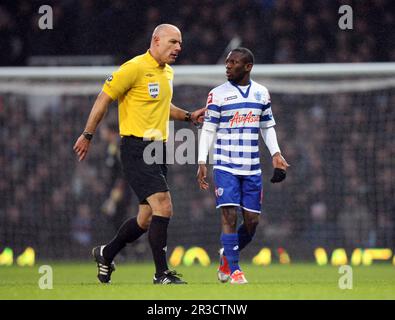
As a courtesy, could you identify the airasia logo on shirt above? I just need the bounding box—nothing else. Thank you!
[229,111,260,127]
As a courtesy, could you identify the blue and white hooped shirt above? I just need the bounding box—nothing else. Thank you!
[202,80,275,176]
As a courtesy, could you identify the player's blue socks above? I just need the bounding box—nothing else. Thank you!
[221,233,240,273]
[237,224,255,251]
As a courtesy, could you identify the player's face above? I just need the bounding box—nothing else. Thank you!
[158,30,182,65]
[225,52,252,83]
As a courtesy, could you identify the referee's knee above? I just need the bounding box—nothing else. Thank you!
[148,193,173,217]
[158,200,173,217]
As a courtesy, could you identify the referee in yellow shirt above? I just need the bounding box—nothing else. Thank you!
[73,24,205,284]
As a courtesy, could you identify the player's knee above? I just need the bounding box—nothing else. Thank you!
[222,219,237,228]
[222,213,237,230]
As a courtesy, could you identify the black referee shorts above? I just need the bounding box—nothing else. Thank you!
[120,135,169,204]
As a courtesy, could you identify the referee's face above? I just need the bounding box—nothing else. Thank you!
[158,30,182,65]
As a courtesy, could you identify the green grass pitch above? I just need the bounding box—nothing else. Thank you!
[0,262,394,299]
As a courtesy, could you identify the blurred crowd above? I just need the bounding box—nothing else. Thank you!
[1,0,394,66]
[1,0,394,261]
[275,90,395,255]
[0,83,394,260]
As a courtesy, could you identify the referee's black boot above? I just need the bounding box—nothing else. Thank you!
[92,245,116,284]
[153,270,187,285]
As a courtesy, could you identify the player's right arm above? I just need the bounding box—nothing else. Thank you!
[197,128,216,190]
[197,91,219,190]
[73,91,113,161]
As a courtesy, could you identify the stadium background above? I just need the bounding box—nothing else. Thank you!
[0,0,394,264]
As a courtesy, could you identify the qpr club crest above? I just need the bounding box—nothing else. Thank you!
[254,91,262,102]
[215,187,224,197]
[148,82,160,98]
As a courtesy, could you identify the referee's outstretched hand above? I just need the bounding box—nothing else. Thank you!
[191,107,207,126]
[73,134,91,161]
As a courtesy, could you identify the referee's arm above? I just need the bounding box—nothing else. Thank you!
[170,103,206,124]
[73,91,113,161]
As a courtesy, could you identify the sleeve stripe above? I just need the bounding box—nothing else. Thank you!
[262,103,271,111]
[260,114,274,122]
[207,110,220,118]
[208,104,220,112]
[207,117,220,124]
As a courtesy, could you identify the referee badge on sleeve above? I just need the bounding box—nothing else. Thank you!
[148,82,160,98]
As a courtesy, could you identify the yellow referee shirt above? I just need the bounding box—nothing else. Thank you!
[102,50,174,140]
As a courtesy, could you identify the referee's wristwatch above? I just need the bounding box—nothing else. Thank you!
[82,131,93,141]
[185,111,192,122]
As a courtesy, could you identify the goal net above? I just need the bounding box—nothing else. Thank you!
[0,63,394,263]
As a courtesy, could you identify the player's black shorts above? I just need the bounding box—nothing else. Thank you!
[120,135,169,204]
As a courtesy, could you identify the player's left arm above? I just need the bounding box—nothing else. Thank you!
[170,103,206,125]
[260,126,288,168]
[261,126,290,183]
[259,89,290,182]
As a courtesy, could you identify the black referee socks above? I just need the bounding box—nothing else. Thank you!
[148,215,170,277]
[103,216,147,262]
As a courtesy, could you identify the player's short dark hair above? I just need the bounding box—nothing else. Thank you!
[232,47,255,64]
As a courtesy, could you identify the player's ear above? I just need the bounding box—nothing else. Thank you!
[245,63,253,72]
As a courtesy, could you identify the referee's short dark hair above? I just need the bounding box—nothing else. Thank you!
[232,47,255,64]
